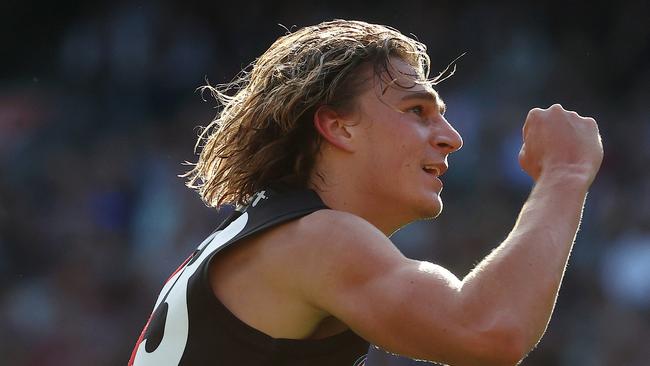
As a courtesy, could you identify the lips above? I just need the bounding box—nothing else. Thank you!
[422,163,446,192]
[422,165,440,176]
[422,162,447,177]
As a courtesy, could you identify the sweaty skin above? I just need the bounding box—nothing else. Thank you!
[209,58,603,366]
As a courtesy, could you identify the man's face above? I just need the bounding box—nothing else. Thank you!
[346,58,463,223]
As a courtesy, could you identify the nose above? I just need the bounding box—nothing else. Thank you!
[431,115,463,153]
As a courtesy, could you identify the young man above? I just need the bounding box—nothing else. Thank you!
[130,20,603,366]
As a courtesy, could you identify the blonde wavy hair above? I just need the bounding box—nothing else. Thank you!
[184,19,434,207]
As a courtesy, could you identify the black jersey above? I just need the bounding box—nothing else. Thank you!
[129,187,370,365]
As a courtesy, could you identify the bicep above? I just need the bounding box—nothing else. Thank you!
[317,257,469,361]
[298,214,480,362]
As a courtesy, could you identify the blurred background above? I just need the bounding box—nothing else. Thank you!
[1,1,649,365]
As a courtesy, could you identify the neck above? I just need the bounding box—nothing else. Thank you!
[309,176,408,237]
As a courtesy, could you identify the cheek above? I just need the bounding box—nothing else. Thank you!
[376,144,420,182]
[364,120,427,176]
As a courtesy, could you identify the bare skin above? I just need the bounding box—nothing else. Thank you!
[210,58,603,365]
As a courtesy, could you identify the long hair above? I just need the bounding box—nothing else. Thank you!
[184,19,431,207]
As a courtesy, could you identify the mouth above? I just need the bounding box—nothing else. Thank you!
[422,164,441,177]
[422,163,446,192]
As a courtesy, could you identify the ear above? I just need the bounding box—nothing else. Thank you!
[313,105,356,153]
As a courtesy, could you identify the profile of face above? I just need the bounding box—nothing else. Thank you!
[342,58,463,224]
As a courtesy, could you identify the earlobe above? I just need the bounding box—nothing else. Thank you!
[313,105,355,153]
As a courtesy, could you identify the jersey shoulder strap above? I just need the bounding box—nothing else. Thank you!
[199,187,328,260]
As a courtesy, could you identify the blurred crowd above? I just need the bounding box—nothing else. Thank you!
[1,1,649,365]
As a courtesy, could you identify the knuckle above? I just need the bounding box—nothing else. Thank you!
[580,116,597,128]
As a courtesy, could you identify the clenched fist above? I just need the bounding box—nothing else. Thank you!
[518,104,603,185]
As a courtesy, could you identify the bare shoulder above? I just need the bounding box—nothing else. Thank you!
[293,208,378,237]
[283,209,406,269]
[263,209,409,311]
[277,209,415,309]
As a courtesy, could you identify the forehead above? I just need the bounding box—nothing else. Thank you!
[370,57,444,109]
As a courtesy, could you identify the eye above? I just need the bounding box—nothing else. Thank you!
[408,105,424,116]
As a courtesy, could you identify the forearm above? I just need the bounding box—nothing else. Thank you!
[458,170,590,354]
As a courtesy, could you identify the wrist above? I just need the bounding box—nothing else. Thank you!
[537,164,595,189]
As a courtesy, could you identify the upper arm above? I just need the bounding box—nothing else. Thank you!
[293,210,517,365]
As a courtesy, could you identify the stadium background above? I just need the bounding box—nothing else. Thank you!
[1,1,649,365]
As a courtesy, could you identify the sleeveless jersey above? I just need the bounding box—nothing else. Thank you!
[129,187,370,365]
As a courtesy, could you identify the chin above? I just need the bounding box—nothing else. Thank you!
[414,195,443,220]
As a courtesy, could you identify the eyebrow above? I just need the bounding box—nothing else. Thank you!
[400,91,446,114]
